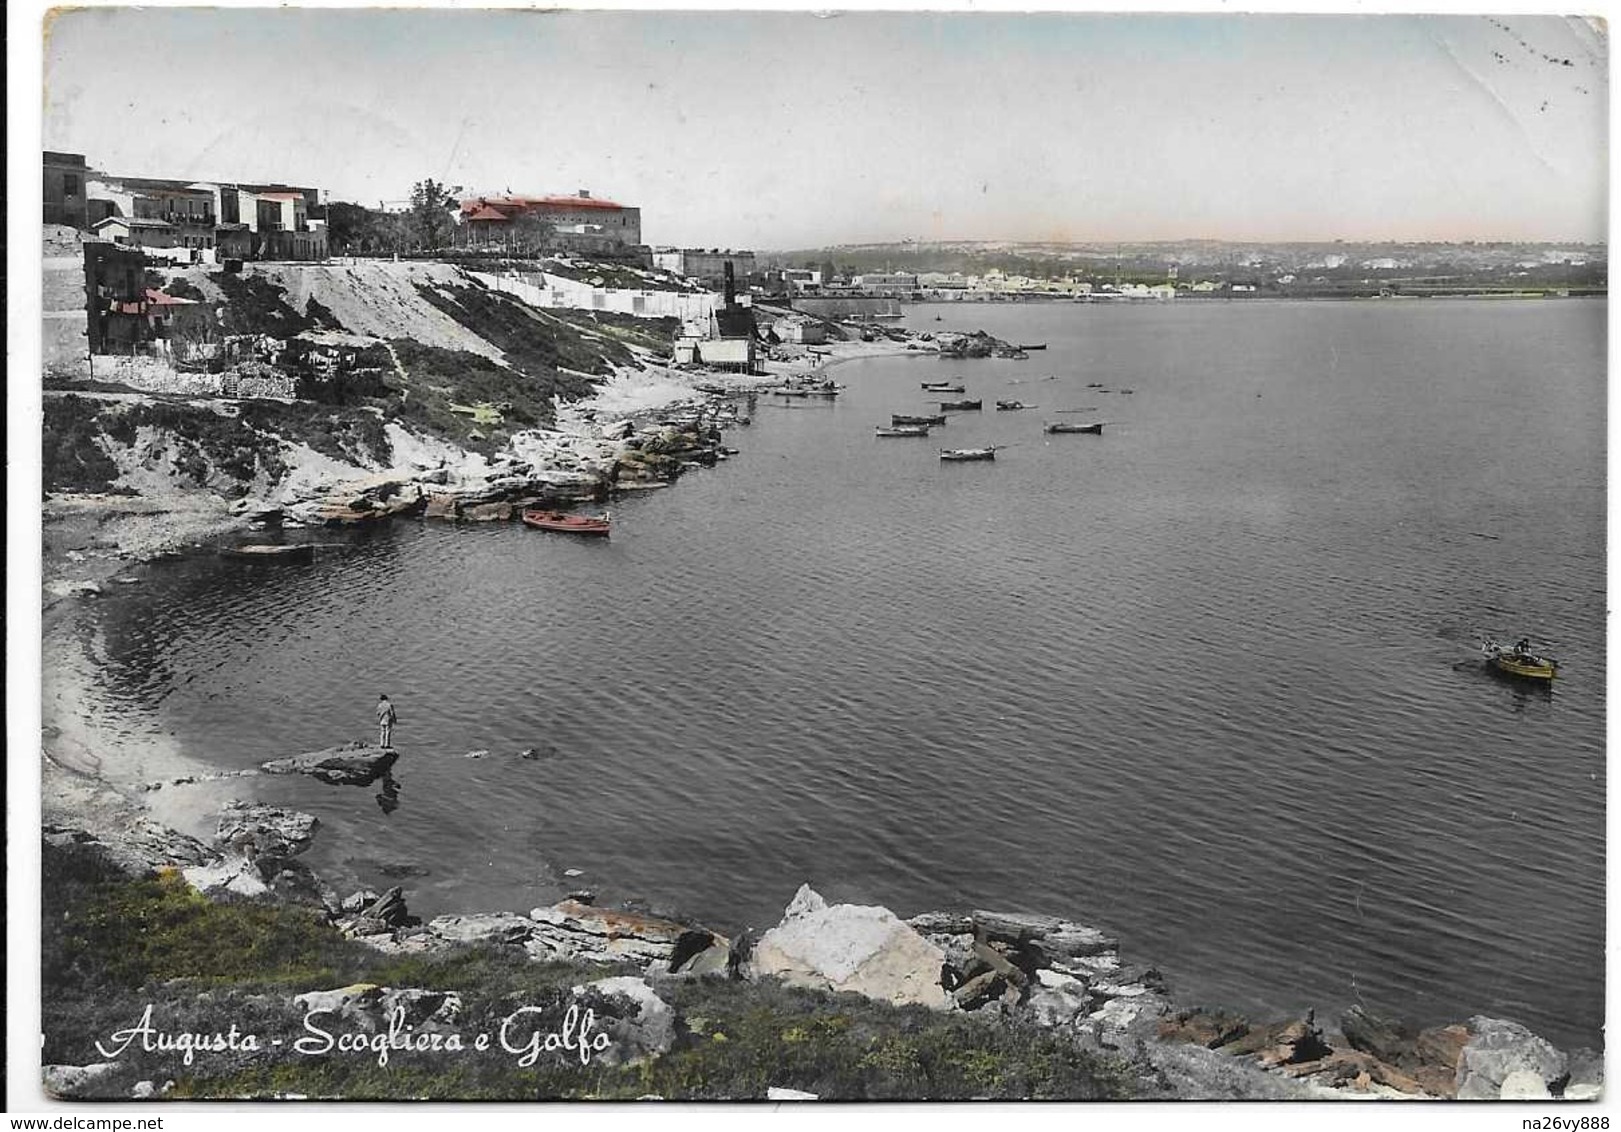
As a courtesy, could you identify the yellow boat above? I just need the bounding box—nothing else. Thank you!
[1483,640,1558,681]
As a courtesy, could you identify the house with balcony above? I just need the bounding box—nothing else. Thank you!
[87,172,326,261]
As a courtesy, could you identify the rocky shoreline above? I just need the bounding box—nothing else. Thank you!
[38,749,1603,1101]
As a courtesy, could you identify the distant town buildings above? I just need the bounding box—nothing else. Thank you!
[460,191,642,252]
[849,272,918,296]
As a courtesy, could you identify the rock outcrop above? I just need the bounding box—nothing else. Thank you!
[570,976,675,1066]
[216,801,319,859]
[184,801,328,905]
[260,741,398,786]
[43,1063,121,1099]
[905,905,1171,1045]
[292,983,462,1032]
[527,900,732,974]
[1153,1003,1601,1100]
[749,885,951,1010]
[1455,1015,1571,1100]
[334,894,732,975]
[44,820,213,876]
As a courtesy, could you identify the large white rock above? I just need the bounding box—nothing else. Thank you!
[749,886,950,1010]
[1455,1016,1568,1100]
[573,976,675,1066]
[1500,1069,1554,1100]
[43,1063,119,1098]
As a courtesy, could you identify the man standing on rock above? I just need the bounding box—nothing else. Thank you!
[377,694,398,749]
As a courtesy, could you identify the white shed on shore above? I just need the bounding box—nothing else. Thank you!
[774,317,827,345]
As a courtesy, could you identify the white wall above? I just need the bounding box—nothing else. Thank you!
[470,269,718,325]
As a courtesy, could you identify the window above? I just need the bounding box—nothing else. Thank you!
[64,173,80,197]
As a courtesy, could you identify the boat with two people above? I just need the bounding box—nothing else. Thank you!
[1482,638,1558,681]
[996,400,1031,411]
[521,509,612,538]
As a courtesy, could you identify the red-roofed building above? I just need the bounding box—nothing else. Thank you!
[458,189,641,249]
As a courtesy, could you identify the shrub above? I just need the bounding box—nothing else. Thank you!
[42,396,122,493]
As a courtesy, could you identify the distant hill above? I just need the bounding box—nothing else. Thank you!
[767,238,1605,276]
[763,239,1606,296]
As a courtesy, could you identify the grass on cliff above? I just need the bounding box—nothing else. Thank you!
[414,282,638,377]
[550,308,680,356]
[41,394,393,497]
[42,396,128,494]
[41,837,1139,1101]
[387,338,564,450]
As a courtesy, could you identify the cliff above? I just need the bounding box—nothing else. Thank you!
[41,255,750,564]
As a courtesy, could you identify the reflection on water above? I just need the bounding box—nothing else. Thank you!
[72,299,1606,1048]
[375,773,401,815]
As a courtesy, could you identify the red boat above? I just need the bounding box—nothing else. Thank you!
[521,509,611,537]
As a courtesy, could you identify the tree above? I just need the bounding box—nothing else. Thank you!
[507,210,554,255]
[327,201,382,253]
[408,179,459,252]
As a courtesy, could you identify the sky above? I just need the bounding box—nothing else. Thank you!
[37,8,1608,248]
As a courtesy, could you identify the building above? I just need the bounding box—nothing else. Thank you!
[780,268,823,293]
[653,248,758,290]
[83,241,150,354]
[260,227,328,261]
[459,190,642,249]
[130,183,217,253]
[850,272,919,296]
[773,316,827,345]
[44,151,89,228]
[215,224,253,259]
[92,216,180,250]
[87,173,326,261]
[674,263,757,371]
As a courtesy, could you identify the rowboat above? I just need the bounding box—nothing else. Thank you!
[1483,640,1558,681]
[940,447,996,462]
[938,399,983,411]
[922,381,966,393]
[995,400,1028,411]
[220,544,313,563]
[875,425,930,437]
[521,509,611,537]
[1045,421,1103,435]
[893,413,947,427]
